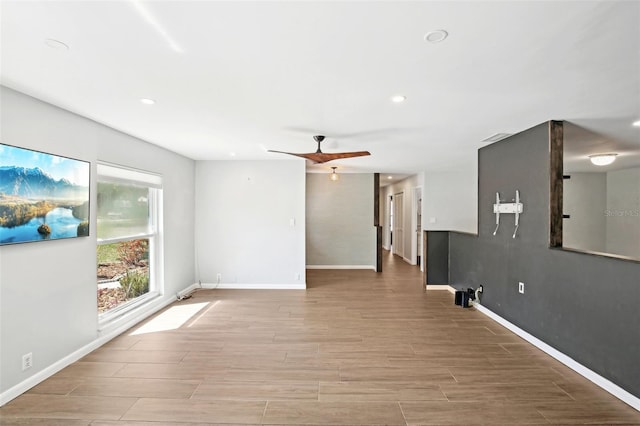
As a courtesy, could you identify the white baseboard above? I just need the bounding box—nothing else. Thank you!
[177,283,200,299]
[426,284,456,293]
[427,285,639,412]
[401,256,415,265]
[0,288,188,407]
[306,265,376,270]
[199,282,306,290]
[473,302,640,412]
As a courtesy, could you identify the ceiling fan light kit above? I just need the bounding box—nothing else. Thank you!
[589,153,617,166]
[268,135,371,164]
[330,166,339,181]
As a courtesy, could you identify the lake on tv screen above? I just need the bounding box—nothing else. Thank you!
[0,207,82,244]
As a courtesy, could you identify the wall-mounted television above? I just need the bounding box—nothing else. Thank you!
[0,143,90,245]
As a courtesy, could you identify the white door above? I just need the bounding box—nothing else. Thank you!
[393,192,404,257]
[388,195,394,250]
[415,188,422,266]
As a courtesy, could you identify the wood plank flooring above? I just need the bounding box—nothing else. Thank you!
[2,251,639,425]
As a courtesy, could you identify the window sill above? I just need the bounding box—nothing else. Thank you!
[551,246,640,264]
[98,291,161,331]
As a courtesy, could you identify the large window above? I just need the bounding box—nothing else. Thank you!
[96,163,162,319]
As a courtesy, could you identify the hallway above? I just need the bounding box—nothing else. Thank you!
[1,252,638,424]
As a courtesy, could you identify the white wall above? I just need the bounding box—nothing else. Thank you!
[562,168,640,259]
[381,174,423,264]
[194,160,306,287]
[606,167,640,258]
[563,172,607,252]
[306,173,376,268]
[382,189,391,249]
[0,87,195,396]
[423,168,478,234]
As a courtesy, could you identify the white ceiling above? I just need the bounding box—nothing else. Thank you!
[564,121,640,173]
[1,1,639,176]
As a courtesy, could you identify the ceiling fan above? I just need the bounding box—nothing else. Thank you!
[268,135,371,164]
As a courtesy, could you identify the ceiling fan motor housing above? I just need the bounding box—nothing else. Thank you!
[313,135,325,153]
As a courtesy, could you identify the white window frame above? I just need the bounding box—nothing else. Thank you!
[96,162,164,325]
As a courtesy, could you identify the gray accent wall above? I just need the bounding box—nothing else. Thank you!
[449,122,640,398]
[425,231,449,284]
[306,173,376,267]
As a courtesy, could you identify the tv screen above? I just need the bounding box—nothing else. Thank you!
[0,143,90,245]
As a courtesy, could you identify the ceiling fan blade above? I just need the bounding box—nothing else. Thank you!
[301,151,371,164]
[268,150,371,164]
[267,150,314,160]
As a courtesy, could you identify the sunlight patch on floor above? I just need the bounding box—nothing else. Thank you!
[187,300,220,327]
[129,302,210,335]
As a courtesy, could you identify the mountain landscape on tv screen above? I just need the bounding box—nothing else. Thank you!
[0,163,89,244]
[0,166,87,199]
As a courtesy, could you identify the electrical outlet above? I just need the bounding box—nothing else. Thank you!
[216,273,222,283]
[518,282,525,294]
[295,273,301,281]
[22,352,32,371]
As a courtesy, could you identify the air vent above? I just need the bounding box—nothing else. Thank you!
[482,133,512,143]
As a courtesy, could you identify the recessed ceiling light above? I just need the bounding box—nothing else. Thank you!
[391,95,406,103]
[589,153,617,166]
[424,30,448,43]
[44,38,69,50]
[633,120,640,127]
[387,176,393,180]
[140,98,156,105]
[229,152,236,157]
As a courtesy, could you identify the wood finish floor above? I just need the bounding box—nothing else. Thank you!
[2,251,639,425]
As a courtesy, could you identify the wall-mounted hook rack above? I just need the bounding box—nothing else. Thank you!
[493,190,524,238]
[492,192,501,236]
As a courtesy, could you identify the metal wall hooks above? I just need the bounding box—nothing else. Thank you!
[493,190,524,238]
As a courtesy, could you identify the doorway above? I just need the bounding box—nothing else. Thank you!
[393,191,404,257]
[414,187,422,267]
[388,195,393,250]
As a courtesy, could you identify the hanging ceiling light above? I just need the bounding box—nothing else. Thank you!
[589,153,617,166]
[330,166,339,181]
